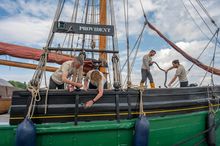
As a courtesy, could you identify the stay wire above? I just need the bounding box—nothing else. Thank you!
[122,24,145,88]
[120,23,147,73]
[188,0,214,35]
[181,0,210,40]
[211,28,219,86]
[187,29,218,72]
[123,0,131,84]
[188,0,220,48]
[173,27,219,88]
[196,0,218,28]
[199,28,219,86]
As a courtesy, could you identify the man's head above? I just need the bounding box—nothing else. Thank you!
[149,49,156,57]
[172,59,180,68]
[72,56,83,69]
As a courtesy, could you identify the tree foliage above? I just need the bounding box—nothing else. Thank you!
[8,80,27,89]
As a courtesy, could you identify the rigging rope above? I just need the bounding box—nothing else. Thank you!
[139,90,145,115]
[195,0,218,28]
[188,29,218,72]
[188,0,214,35]
[188,0,220,48]
[71,0,79,47]
[46,0,65,48]
[27,0,65,118]
[181,0,210,40]
[43,51,49,114]
[199,28,219,86]
[145,21,220,76]
[123,0,131,86]
[82,0,90,50]
[211,28,219,85]
[76,0,87,48]
[26,85,40,118]
[139,0,220,88]
[122,23,146,88]
[90,0,95,59]
[172,28,219,87]
[120,23,146,73]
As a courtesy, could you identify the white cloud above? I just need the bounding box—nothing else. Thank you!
[0,15,51,46]
[151,0,220,41]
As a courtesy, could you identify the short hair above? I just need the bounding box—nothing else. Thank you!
[172,59,179,64]
[150,49,156,54]
[75,56,83,65]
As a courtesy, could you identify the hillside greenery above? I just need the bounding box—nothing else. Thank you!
[8,80,27,89]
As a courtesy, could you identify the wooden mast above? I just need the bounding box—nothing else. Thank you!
[99,0,107,77]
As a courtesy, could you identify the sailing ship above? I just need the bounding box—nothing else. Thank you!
[0,0,220,146]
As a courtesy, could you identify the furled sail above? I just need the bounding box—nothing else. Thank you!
[0,42,93,72]
[146,21,220,76]
[0,42,73,64]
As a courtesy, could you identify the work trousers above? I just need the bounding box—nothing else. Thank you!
[141,69,154,84]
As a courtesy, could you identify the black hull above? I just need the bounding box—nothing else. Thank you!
[10,86,220,125]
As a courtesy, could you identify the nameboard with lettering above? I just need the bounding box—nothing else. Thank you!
[53,21,114,36]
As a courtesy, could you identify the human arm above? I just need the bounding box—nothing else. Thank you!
[84,70,92,91]
[84,79,89,91]
[61,72,82,88]
[77,66,83,83]
[85,82,104,108]
[168,75,177,87]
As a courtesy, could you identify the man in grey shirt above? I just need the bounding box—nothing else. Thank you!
[49,56,83,89]
[140,50,156,88]
[166,60,188,87]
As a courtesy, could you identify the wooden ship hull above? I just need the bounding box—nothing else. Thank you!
[0,86,219,145]
[1,0,220,145]
[9,86,220,125]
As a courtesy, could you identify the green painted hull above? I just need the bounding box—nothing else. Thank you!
[1,111,220,146]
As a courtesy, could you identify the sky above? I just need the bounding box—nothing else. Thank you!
[0,0,220,88]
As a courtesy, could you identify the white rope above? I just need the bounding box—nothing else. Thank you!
[26,85,41,119]
[43,50,49,114]
[139,89,145,115]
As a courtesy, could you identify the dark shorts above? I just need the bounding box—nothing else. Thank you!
[89,83,98,89]
[180,81,188,87]
[49,77,64,89]
[88,82,107,89]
